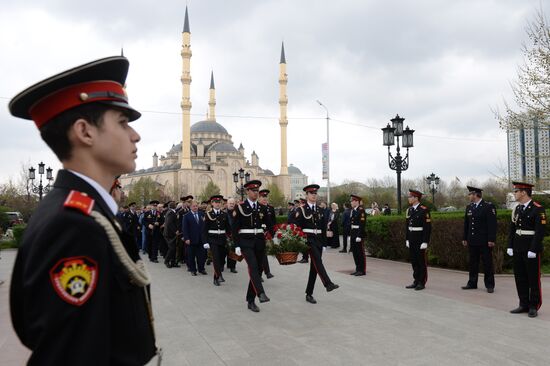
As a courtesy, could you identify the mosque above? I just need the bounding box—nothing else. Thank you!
[120,7,307,201]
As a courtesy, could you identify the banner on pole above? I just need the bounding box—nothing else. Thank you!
[322,142,329,180]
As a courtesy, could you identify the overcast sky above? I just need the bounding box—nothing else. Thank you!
[0,0,547,189]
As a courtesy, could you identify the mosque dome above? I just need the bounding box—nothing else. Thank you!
[190,120,228,134]
[288,164,303,174]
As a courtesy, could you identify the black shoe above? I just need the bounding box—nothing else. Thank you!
[405,283,418,289]
[461,285,477,290]
[258,293,270,303]
[150,259,159,263]
[192,272,197,276]
[339,250,347,253]
[487,288,494,293]
[326,283,339,292]
[230,268,238,273]
[298,258,308,264]
[306,295,317,304]
[247,302,260,312]
[164,262,172,268]
[350,271,358,276]
[414,284,425,291]
[260,277,264,282]
[213,278,220,286]
[219,276,225,283]
[354,272,366,276]
[266,273,274,279]
[172,264,181,268]
[510,306,529,314]
[528,308,538,318]
[199,270,207,275]
[206,260,212,265]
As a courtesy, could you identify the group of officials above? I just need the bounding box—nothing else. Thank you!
[6,55,547,364]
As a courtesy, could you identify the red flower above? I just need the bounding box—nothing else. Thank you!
[290,224,295,230]
[281,224,287,230]
[277,232,283,239]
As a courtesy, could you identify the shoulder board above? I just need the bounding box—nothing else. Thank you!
[534,202,542,208]
[63,190,94,215]
[420,205,427,210]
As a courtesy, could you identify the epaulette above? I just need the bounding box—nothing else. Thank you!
[420,205,427,210]
[63,190,94,215]
[534,202,542,208]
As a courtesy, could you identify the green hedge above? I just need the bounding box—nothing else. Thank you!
[364,210,550,273]
[12,224,26,248]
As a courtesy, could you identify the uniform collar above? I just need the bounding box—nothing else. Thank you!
[523,200,532,208]
[412,203,420,210]
[247,198,257,207]
[68,169,118,215]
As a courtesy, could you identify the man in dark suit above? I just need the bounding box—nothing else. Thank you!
[182,200,206,275]
[163,201,179,268]
[461,186,497,292]
[508,182,546,318]
[340,202,352,253]
[8,56,156,364]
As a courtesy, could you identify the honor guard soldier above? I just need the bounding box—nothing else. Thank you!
[8,56,157,364]
[143,200,162,263]
[295,184,339,304]
[508,182,546,318]
[203,195,231,286]
[349,194,367,276]
[405,189,432,290]
[232,180,273,312]
[259,189,275,279]
[461,186,497,293]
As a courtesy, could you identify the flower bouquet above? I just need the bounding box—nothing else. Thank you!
[266,223,308,265]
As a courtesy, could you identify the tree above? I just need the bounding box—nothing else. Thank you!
[198,181,221,203]
[266,183,286,208]
[496,9,550,130]
[126,177,162,207]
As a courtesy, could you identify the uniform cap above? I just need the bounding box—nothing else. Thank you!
[350,194,362,201]
[408,189,423,198]
[209,194,224,202]
[149,200,159,205]
[259,189,270,197]
[244,180,262,190]
[303,184,320,193]
[512,181,534,191]
[467,186,483,194]
[9,56,140,128]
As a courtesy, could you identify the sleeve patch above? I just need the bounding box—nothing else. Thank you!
[49,256,98,306]
[63,190,95,215]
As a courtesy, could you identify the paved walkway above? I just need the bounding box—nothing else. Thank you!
[1,247,550,365]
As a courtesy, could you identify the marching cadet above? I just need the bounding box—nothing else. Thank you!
[203,195,231,286]
[461,186,497,293]
[298,198,310,263]
[405,189,432,291]
[259,189,275,279]
[8,56,157,364]
[508,182,546,318]
[232,180,273,312]
[295,184,339,304]
[349,194,367,276]
[225,197,238,273]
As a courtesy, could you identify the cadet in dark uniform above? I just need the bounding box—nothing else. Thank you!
[259,189,275,279]
[349,194,367,276]
[232,180,272,312]
[225,197,238,273]
[163,201,179,268]
[143,200,161,263]
[298,198,310,263]
[405,189,432,291]
[125,202,140,249]
[295,184,339,304]
[461,186,497,292]
[8,56,157,364]
[287,201,296,224]
[508,182,546,318]
[203,195,231,286]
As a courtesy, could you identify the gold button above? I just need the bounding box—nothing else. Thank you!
[79,92,89,101]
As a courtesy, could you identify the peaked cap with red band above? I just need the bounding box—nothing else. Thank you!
[259,189,270,197]
[244,180,262,189]
[8,56,141,128]
[512,181,534,190]
[303,184,320,193]
[209,194,224,202]
[409,189,423,198]
[350,194,362,201]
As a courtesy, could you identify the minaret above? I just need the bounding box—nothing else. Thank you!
[180,6,192,169]
[279,42,289,175]
[208,71,216,121]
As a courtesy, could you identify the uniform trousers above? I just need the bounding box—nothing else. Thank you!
[209,238,226,279]
[350,236,366,273]
[467,244,494,289]
[342,230,350,252]
[187,245,206,273]
[306,238,333,295]
[164,237,177,265]
[513,252,542,309]
[261,254,272,276]
[409,243,427,285]
[241,237,266,302]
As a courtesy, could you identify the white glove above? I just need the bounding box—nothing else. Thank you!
[406,240,409,248]
[323,246,327,252]
[507,248,514,257]
[235,247,242,256]
[527,251,537,259]
[355,237,361,243]
[420,243,428,250]
[203,243,210,249]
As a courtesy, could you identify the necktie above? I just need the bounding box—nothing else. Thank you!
[312,205,315,211]
[253,203,256,210]
[194,213,198,223]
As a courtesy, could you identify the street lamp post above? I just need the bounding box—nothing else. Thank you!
[317,100,330,203]
[426,172,440,207]
[232,168,250,202]
[27,162,54,201]
[382,114,415,214]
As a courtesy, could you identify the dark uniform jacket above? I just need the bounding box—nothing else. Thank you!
[287,207,296,225]
[405,205,432,245]
[294,204,327,247]
[163,209,178,241]
[231,200,272,248]
[142,209,162,237]
[463,200,497,245]
[349,207,366,239]
[342,208,352,235]
[202,209,231,245]
[122,209,139,239]
[508,201,546,253]
[10,170,156,365]
[264,204,277,233]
